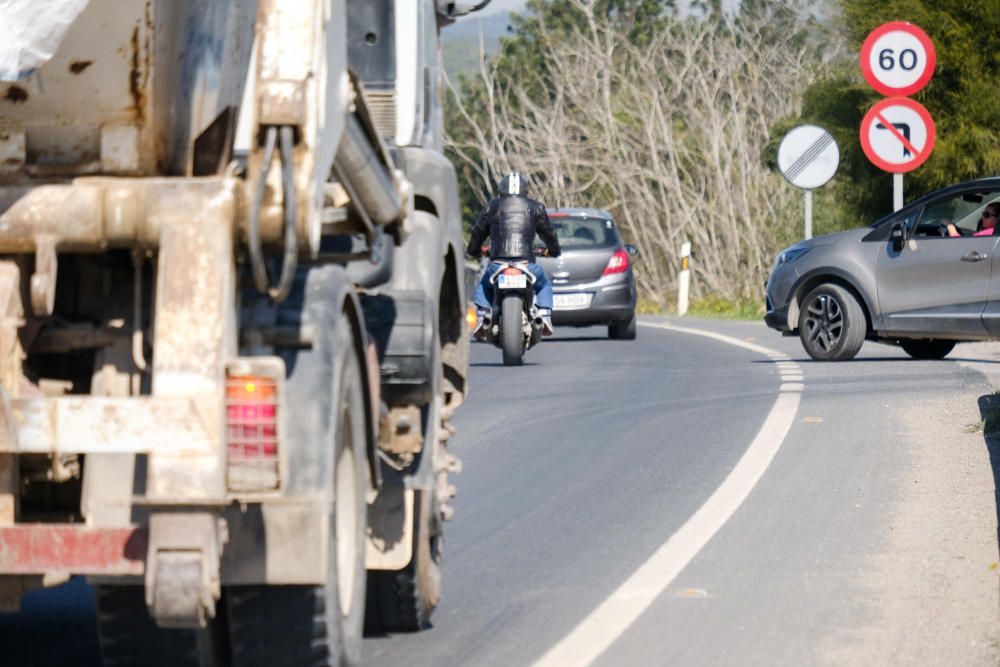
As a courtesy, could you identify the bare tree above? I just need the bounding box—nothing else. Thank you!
[446,1,843,306]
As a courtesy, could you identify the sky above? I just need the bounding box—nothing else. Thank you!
[476,0,742,16]
[478,0,526,14]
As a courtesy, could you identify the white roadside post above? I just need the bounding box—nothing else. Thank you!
[677,241,691,316]
[893,173,904,211]
[777,125,839,241]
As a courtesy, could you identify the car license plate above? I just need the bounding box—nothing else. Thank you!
[498,274,528,289]
[554,293,592,309]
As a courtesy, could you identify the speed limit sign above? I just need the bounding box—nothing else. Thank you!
[860,22,936,97]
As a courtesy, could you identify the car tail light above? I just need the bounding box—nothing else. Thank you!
[603,249,630,276]
[226,359,282,492]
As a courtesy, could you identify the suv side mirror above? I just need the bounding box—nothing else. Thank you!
[891,222,906,251]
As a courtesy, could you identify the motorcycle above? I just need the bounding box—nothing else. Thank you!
[480,259,544,366]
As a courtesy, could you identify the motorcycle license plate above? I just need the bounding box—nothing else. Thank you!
[498,274,528,289]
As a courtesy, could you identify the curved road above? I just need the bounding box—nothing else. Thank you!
[366,317,1000,666]
[3,317,999,665]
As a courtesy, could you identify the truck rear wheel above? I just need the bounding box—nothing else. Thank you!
[227,317,368,666]
[95,585,228,667]
[367,489,443,632]
[367,337,445,633]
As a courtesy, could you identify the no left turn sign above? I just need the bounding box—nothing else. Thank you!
[860,97,935,173]
[860,22,936,97]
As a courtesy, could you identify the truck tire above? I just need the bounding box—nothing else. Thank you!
[367,489,443,633]
[501,294,525,366]
[227,317,369,667]
[900,339,955,360]
[95,585,228,667]
[797,283,866,361]
[366,334,445,633]
[608,313,637,340]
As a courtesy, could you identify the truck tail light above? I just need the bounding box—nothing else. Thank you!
[226,360,283,492]
[603,249,630,276]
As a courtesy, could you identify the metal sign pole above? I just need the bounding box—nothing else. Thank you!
[804,189,813,240]
[777,125,838,240]
[893,173,903,212]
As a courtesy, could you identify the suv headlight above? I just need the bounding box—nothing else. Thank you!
[777,247,810,265]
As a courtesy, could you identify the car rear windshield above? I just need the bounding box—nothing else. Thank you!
[546,216,618,249]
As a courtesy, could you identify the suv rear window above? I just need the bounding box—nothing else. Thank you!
[547,216,618,249]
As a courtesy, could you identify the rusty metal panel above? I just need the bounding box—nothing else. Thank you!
[0,184,104,252]
[0,0,255,177]
[1,397,215,456]
[0,178,247,253]
[0,456,14,525]
[147,186,237,500]
[0,525,146,575]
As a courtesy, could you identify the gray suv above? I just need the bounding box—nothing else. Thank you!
[765,178,1000,361]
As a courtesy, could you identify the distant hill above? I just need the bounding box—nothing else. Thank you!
[442,11,514,80]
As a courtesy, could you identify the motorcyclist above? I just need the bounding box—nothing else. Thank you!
[466,172,561,338]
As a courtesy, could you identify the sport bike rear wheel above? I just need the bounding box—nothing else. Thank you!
[500,293,525,366]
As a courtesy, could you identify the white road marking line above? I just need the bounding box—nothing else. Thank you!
[532,322,802,667]
[641,321,785,356]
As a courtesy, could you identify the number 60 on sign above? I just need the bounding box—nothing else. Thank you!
[860,22,936,97]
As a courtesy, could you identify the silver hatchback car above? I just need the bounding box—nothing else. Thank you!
[535,208,639,339]
[766,177,1000,361]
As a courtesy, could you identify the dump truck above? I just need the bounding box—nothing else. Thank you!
[0,0,484,663]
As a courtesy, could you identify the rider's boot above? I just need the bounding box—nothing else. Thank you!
[539,307,554,337]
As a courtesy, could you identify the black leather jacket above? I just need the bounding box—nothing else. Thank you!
[466,193,561,261]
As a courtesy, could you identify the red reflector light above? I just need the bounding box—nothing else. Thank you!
[603,249,630,276]
[502,268,522,276]
[226,373,280,491]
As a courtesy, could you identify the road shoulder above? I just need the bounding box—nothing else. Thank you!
[650,318,1000,664]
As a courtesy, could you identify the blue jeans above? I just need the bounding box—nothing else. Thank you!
[474,261,553,312]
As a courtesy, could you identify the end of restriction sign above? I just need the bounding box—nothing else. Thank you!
[777,125,839,190]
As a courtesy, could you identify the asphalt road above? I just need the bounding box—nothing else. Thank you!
[366,318,1000,666]
[3,317,1000,665]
